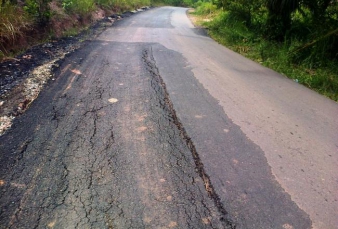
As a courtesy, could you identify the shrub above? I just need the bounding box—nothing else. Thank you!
[62,0,95,15]
[0,2,32,54]
[24,0,52,25]
[95,0,150,11]
[207,11,253,44]
[195,2,217,14]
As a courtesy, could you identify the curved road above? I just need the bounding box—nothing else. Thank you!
[1,7,337,229]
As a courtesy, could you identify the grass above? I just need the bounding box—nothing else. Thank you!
[189,9,338,101]
[62,27,82,37]
[0,4,32,58]
[95,0,151,11]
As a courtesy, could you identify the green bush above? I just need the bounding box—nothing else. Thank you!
[163,0,183,6]
[0,2,32,53]
[62,0,95,15]
[24,0,51,25]
[95,0,150,11]
[195,2,217,14]
[182,0,194,7]
[193,0,203,8]
[208,11,253,44]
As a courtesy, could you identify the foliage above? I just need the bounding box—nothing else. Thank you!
[207,11,253,43]
[161,0,184,6]
[62,0,95,15]
[116,0,150,9]
[180,0,196,7]
[0,2,32,55]
[195,2,217,15]
[214,0,265,28]
[24,0,52,25]
[157,0,198,7]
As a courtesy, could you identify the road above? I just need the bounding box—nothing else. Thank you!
[1,6,337,229]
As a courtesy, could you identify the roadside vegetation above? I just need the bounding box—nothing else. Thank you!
[0,0,150,60]
[188,0,338,101]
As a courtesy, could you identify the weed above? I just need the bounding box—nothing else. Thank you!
[62,0,96,16]
[195,2,217,15]
[62,27,80,37]
[0,3,32,54]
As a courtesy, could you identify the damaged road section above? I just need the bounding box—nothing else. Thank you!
[143,48,235,228]
[0,42,232,228]
[149,44,313,229]
[0,7,151,136]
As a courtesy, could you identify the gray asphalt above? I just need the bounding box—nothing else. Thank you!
[1,6,337,229]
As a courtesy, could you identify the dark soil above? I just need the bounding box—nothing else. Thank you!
[0,18,112,98]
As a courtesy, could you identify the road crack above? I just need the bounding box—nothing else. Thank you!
[142,47,236,228]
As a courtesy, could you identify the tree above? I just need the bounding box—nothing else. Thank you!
[265,0,300,40]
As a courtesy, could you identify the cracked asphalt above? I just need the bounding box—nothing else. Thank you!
[1,6,337,229]
[0,41,232,228]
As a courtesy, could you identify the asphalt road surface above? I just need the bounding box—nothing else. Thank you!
[1,7,338,229]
